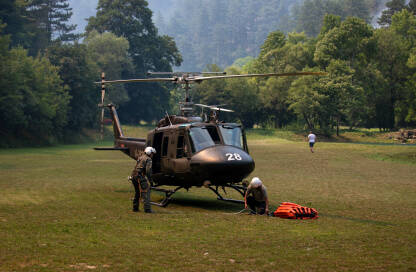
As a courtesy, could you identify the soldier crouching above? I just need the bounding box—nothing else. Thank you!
[130,146,156,213]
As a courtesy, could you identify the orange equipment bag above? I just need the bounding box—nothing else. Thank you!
[273,202,318,219]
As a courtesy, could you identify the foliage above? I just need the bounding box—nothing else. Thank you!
[0,28,70,146]
[159,0,302,71]
[84,30,133,105]
[293,0,377,37]
[46,43,99,131]
[26,0,78,55]
[378,0,407,26]
[86,0,182,123]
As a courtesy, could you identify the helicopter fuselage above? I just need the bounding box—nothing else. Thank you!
[97,105,255,190]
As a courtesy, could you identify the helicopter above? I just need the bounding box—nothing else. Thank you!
[95,71,324,207]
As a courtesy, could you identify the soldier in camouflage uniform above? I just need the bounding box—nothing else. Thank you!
[130,146,156,213]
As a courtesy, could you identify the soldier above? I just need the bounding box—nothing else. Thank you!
[129,146,156,213]
[244,177,269,215]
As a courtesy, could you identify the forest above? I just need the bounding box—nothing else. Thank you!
[1,0,416,146]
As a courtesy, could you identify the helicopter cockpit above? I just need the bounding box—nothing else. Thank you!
[187,124,247,153]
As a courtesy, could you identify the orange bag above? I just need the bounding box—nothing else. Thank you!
[273,202,318,219]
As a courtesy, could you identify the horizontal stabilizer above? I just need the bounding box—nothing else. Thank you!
[94,147,129,151]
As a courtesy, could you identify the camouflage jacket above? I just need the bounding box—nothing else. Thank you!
[131,154,152,180]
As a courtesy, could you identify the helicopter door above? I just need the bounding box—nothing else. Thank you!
[160,134,173,173]
[152,132,163,173]
[172,133,190,173]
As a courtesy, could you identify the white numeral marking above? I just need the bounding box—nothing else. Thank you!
[226,153,242,161]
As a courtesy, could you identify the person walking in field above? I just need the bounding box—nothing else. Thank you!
[129,146,156,213]
[244,177,269,215]
[307,131,316,153]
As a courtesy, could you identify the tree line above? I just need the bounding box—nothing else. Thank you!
[0,0,181,147]
[157,0,390,71]
[191,2,416,134]
[1,0,415,147]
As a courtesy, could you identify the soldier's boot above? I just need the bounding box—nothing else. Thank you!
[132,198,139,212]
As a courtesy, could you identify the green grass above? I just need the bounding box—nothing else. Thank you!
[1,134,416,271]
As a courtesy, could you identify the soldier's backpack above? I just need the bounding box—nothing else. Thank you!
[273,202,318,219]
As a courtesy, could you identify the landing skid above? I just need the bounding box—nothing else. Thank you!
[150,183,247,207]
[150,186,183,207]
[208,184,247,204]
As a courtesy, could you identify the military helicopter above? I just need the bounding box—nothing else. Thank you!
[95,71,324,207]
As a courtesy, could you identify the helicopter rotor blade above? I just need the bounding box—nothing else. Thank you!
[95,78,177,84]
[194,103,211,109]
[212,107,234,112]
[191,71,326,83]
[147,71,226,76]
[195,104,234,112]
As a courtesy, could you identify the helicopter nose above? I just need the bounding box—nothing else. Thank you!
[190,146,255,183]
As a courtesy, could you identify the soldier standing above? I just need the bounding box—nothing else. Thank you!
[130,146,156,213]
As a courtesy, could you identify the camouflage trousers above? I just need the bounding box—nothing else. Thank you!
[131,177,152,212]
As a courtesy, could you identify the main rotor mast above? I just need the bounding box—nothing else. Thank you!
[97,71,326,117]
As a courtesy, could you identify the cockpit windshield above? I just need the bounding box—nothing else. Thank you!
[219,125,243,148]
[188,127,216,153]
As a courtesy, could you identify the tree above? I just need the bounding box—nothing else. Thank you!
[47,43,99,130]
[377,0,407,26]
[409,0,416,15]
[319,60,365,134]
[314,17,373,68]
[319,14,341,38]
[255,32,316,128]
[293,0,372,37]
[388,9,416,126]
[288,72,323,130]
[0,0,31,47]
[224,66,262,128]
[84,30,133,106]
[86,0,182,123]
[0,24,70,145]
[26,0,77,54]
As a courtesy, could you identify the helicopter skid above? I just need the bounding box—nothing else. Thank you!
[150,186,183,207]
[208,184,247,204]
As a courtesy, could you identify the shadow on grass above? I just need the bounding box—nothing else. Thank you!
[321,213,395,226]
[150,190,244,212]
[116,187,245,212]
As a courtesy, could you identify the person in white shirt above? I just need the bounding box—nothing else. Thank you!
[307,131,316,153]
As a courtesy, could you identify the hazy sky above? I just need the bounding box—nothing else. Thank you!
[68,0,98,33]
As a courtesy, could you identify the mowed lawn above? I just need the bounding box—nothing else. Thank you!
[0,136,415,271]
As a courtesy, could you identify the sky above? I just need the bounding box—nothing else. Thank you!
[68,0,98,33]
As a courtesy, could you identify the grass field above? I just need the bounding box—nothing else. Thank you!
[1,129,415,271]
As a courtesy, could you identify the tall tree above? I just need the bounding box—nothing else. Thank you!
[26,0,77,54]
[0,24,70,145]
[377,0,407,26]
[47,43,99,130]
[84,30,133,106]
[0,0,31,47]
[86,0,182,122]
